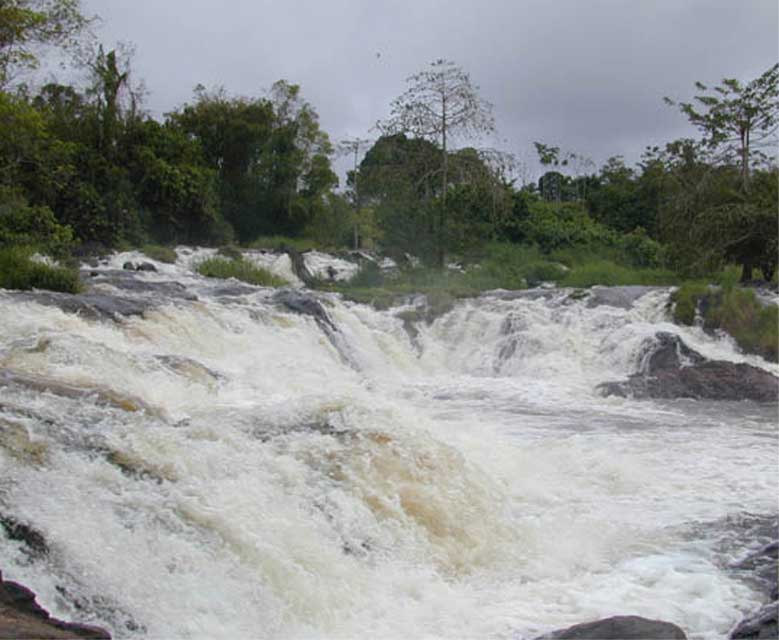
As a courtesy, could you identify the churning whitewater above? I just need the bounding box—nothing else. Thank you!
[0,250,776,639]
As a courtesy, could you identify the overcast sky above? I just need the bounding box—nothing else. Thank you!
[81,0,777,182]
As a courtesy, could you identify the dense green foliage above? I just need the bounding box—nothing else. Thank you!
[0,0,774,326]
[0,246,81,292]
[141,244,176,263]
[195,256,287,287]
[672,279,779,362]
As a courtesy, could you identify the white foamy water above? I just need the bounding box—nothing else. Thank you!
[0,260,776,640]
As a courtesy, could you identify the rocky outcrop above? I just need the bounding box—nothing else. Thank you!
[283,247,317,287]
[122,261,157,272]
[9,290,152,321]
[537,615,687,639]
[598,332,779,402]
[731,541,779,601]
[730,603,778,639]
[729,541,779,639]
[273,289,335,332]
[586,285,661,310]
[0,572,110,639]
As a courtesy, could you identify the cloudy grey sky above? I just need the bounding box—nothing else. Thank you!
[82,0,777,182]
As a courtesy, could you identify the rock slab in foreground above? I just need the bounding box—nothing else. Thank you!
[0,571,110,639]
[538,615,687,639]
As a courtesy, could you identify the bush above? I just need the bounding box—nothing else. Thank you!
[671,283,709,325]
[141,245,177,263]
[196,256,287,287]
[671,277,778,362]
[0,188,74,257]
[216,245,243,260]
[349,260,384,288]
[0,247,82,293]
[561,260,679,287]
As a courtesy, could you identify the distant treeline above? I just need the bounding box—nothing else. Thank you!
[0,1,776,282]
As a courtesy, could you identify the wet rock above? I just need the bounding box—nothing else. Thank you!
[641,332,705,374]
[731,541,779,600]
[730,602,778,639]
[135,261,157,272]
[0,515,48,559]
[283,247,317,286]
[586,285,660,309]
[121,261,135,271]
[600,360,779,402]
[87,271,197,301]
[273,289,335,331]
[598,333,779,402]
[9,290,152,320]
[537,615,687,639]
[0,572,111,639]
[0,368,161,416]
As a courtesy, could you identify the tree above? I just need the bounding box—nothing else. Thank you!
[665,64,779,190]
[381,59,494,265]
[0,0,88,87]
[337,135,372,249]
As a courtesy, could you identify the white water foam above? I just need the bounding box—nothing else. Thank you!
[0,272,776,639]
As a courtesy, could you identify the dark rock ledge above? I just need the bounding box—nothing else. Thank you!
[598,332,779,402]
[0,571,110,639]
[536,615,687,639]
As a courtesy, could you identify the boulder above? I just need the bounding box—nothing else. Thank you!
[586,286,660,310]
[273,289,335,332]
[731,541,779,600]
[730,602,778,639]
[538,615,687,639]
[8,291,152,320]
[121,261,135,271]
[598,333,779,402]
[135,262,157,272]
[0,571,110,639]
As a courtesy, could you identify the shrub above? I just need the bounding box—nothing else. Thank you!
[671,283,708,325]
[672,277,778,361]
[349,260,384,287]
[0,247,82,293]
[0,188,74,257]
[561,260,679,287]
[141,245,177,263]
[196,256,287,287]
[217,245,243,260]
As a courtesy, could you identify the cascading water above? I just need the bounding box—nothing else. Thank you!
[0,250,776,639]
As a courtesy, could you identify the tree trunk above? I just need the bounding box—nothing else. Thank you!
[740,259,754,283]
[740,126,750,192]
[438,99,447,269]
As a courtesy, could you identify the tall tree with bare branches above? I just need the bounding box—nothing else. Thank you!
[381,59,494,265]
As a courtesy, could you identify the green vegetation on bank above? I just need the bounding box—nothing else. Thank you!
[0,0,775,313]
[141,245,177,263]
[0,247,81,293]
[672,276,778,362]
[195,256,287,287]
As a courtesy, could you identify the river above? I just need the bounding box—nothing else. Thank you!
[0,250,776,639]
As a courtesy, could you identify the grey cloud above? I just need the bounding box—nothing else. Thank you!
[85,0,777,179]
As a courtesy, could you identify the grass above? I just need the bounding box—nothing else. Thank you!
[195,256,288,287]
[216,245,243,260]
[316,242,685,309]
[672,272,778,362]
[141,244,177,263]
[560,260,680,287]
[0,246,82,293]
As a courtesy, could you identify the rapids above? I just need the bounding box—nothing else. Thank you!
[0,249,776,639]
